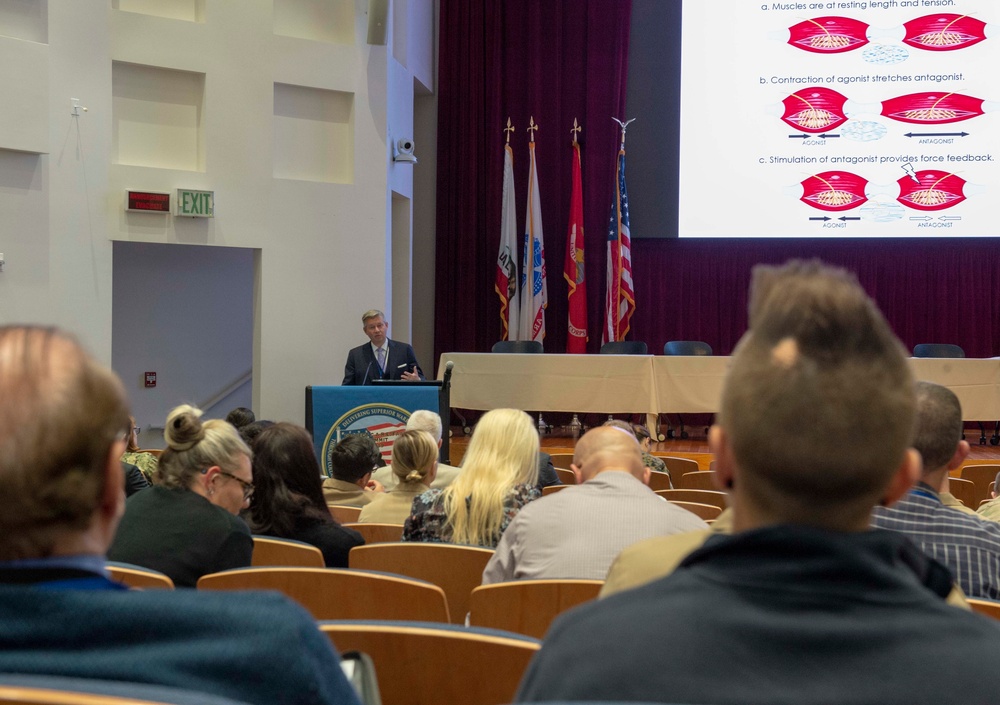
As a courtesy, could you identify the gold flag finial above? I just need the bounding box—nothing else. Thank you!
[504,117,515,144]
[570,118,581,145]
[527,116,539,143]
[611,117,636,148]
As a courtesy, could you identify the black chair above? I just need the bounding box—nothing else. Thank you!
[912,343,964,358]
[663,340,712,356]
[599,341,648,355]
[662,340,713,438]
[491,340,543,354]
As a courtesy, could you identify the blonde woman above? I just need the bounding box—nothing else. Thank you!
[359,430,438,524]
[108,404,254,586]
[403,408,540,547]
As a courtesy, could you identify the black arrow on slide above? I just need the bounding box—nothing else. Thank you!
[819,133,840,139]
[809,216,831,221]
[788,134,809,139]
[839,216,861,221]
[904,131,969,138]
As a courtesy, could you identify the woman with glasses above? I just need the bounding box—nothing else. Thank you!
[244,423,364,567]
[108,404,254,586]
[120,415,159,481]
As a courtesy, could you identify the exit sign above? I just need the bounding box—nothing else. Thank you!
[176,189,214,218]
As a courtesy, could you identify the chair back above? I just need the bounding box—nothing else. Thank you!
[342,522,405,544]
[105,562,174,590]
[656,456,699,488]
[349,543,494,624]
[599,341,648,355]
[541,485,569,496]
[554,467,577,484]
[548,453,574,470]
[319,620,539,705]
[197,567,450,622]
[251,536,325,567]
[947,477,978,509]
[667,500,723,521]
[136,449,164,458]
[328,504,363,523]
[912,343,965,358]
[645,471,672,492]
[676,470,718,491]
[655,489,728,510]
[968,598,1000,621]
[0,676,252,705]
[663,340,712,356]
[959,464,1000,504]
[491,340,543,354]
[468,579,603,638]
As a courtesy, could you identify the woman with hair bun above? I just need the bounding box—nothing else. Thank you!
[244,422,364,566]
[108,404,254,586]
[358,430,438,524]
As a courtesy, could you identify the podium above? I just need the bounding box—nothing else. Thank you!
[305,381,451,477]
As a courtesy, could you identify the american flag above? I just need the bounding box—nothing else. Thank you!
[367,422,406,465]
[603,147,635,343]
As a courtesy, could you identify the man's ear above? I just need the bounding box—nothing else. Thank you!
[946,440,970,472]
[640,467,651,487]
[357,471,372,489]
[881,448,921,508]
[708,425,735,491]
[103,439,127,519]
[570,465,583,486]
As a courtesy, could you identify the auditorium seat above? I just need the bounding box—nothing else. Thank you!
[251,536,324,568]
[341,523,405,544]
[912,343,965,358]
[676,471,718,491]
[655,489,727,510]
[959,464,1000,505]
[105,562,174,590]
[468,579,604,638]
[655,455,699,487]
[667,500,722,521]
[947,477,978,509]
[0,675,252,705]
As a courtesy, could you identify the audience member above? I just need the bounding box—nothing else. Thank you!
[0,325,359,705]
[516,260,1000,704]
[122,461,149,497]
[321,433,385,507]
[978,472,1000,522]
[603,419,668,478]
[360,430,438,524]
[239,419,274,446]
[483,426,706,583]
[225,406,255,430]
[120,415,158,481]
[245,423,364,566]
[371,410,460,490]
[404,408,540,547]
[108,405,254,587]
[872,381,1000,598]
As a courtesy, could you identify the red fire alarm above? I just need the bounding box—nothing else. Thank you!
[144,371,157,388]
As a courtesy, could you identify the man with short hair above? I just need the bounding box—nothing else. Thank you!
[0,325,359,705]
[482,426,706,583]
[872,381,1000,598]
[516,261,1000,705]
[977,472,1000,521]
[322,433,385,506]
[342,309,424,385]
[372,410,462,490]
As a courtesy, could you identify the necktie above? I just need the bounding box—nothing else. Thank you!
[376,347,386,374]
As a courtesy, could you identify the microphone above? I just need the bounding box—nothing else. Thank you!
[362,361,372,385]
[444,360,454,384]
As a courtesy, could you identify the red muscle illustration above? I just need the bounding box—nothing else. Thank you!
[880,92,985,124]
[903,14,987,51]
[788,16,870,53]
[800,171,869,211]
[782,87,849,133]
[896,171,966,210]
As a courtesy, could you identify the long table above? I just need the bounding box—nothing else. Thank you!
[439,353,1000,421]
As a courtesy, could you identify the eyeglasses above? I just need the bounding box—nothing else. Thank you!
[218,470,255,500]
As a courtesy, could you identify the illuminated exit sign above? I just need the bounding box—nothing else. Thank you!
[176,189,214,218]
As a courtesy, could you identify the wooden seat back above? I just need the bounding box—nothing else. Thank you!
[468,579,603,638]
[341,522,405,544]
[251,536,324,567]
[105,562,174,590]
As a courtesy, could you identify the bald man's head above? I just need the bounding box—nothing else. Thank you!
[572,426,647,483]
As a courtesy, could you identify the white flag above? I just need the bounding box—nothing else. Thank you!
[495,143,520,340]
[518,139,547,343]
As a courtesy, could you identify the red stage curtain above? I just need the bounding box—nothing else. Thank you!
[434,0,632,361]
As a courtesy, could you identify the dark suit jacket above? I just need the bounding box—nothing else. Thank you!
[342,338,425,385]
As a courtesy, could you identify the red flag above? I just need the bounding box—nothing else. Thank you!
[564,140,588,353]
[603,146,635,343]
[495,142,520,340]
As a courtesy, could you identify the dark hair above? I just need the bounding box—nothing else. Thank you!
[245,422,332,536]
[239,419,274,446]
[630,424,652,443]
[329,433,380,483]
[225,407,256,429]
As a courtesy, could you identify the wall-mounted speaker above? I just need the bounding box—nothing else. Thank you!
[367,0,389,45]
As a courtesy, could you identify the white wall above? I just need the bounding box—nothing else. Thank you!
[0,0,437,426]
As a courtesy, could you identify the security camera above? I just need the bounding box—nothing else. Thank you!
[393,138,417,164]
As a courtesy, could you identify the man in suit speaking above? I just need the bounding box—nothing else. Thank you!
[342,309,425,385]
